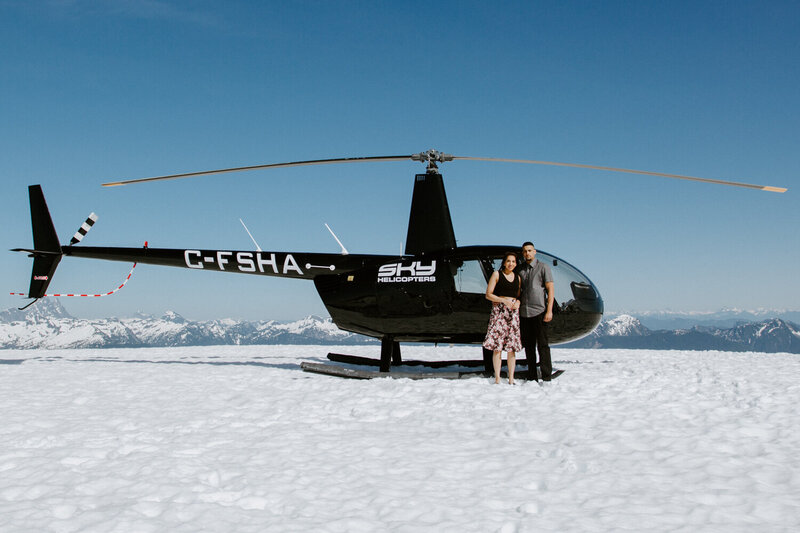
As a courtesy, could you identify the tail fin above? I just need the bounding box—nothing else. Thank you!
[25,185,62,298]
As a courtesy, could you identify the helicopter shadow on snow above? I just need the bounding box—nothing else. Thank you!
[553,359,615,365]
[13,354,616,374]
[23,354,319,372]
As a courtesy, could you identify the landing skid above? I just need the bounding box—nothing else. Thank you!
[300,362,484,380]
[327,352,495,368]
[299,351,564,381]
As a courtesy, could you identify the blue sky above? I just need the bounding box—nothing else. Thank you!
[1,0,798,321]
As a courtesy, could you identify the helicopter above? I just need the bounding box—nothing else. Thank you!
[11,149,786,378]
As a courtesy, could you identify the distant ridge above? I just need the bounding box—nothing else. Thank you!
[563,314,800,354]
[607,308,800,329]
[1,300,798,353]
[0,299,374,349]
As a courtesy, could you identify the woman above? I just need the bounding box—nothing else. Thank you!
[483,252,522,384]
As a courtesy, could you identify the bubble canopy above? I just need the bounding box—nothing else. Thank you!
[447,246,604,344]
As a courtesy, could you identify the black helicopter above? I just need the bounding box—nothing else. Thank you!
[12,150,786,377]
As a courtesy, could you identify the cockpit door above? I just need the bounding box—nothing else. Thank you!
[448,257,494,338]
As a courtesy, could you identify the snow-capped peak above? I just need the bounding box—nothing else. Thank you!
[0,297,73,323]
[595,314,649,336]
[161,310,186,323]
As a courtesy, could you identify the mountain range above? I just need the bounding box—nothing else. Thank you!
[1,299,798,353]
[562,314,800,353]
[611,308,800,330]
[0,299,371,350]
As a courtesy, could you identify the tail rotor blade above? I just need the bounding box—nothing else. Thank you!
[70,212,98,245]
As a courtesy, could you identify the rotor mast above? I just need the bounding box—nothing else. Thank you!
[405,152,457,255]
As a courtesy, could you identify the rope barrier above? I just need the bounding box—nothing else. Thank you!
[10,263,137,297]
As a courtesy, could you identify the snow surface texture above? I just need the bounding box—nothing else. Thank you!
[1,345,798,532]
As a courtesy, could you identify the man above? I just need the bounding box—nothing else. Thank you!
[516,242,554,381]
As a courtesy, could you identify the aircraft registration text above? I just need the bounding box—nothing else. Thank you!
[184,250,304,275]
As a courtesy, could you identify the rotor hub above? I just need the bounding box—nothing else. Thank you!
[411,149,454,173]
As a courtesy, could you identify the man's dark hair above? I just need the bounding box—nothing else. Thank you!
[522,241,534,248]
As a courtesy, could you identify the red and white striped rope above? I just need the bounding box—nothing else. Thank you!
[10,263,137,298]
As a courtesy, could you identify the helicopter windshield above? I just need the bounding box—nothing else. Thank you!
[486,250,600,312]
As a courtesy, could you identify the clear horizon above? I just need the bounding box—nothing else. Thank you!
[2,1,798,322]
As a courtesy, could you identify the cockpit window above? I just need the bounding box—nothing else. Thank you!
[483,251,599,311]
[452,252,599,307]
[535,251,598,310]
[453,260,489,294]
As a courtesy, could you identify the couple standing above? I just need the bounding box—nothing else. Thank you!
[483,242,554,384]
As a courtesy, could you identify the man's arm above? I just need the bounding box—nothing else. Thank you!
[544,281,555,322]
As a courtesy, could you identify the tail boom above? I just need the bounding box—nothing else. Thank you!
[63,246,373,280]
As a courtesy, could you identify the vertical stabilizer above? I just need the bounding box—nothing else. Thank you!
[26,185,62,298]
[404,173,456,255]
[29,185,61,253]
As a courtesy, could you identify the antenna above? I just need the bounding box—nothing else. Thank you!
[239,219,262,251]
[325,223,349,255]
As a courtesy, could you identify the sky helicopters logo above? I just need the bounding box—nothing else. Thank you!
[377,261,437,283]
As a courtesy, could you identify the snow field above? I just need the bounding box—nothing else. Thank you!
[1,346,798,532]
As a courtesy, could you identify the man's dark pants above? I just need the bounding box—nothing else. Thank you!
[520,312,551,381]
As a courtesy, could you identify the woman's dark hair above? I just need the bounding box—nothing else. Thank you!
[499,252,518,271]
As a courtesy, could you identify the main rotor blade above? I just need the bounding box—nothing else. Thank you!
[452,156,787,193]
[102,149,787,193]
[102,155,414,187]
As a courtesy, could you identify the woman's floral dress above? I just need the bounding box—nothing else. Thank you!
[483,301,521,352]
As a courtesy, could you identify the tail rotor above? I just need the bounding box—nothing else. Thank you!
[70,212,98,245]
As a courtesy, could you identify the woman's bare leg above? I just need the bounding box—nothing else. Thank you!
[493,350,501,384]
[507,351,516,384]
